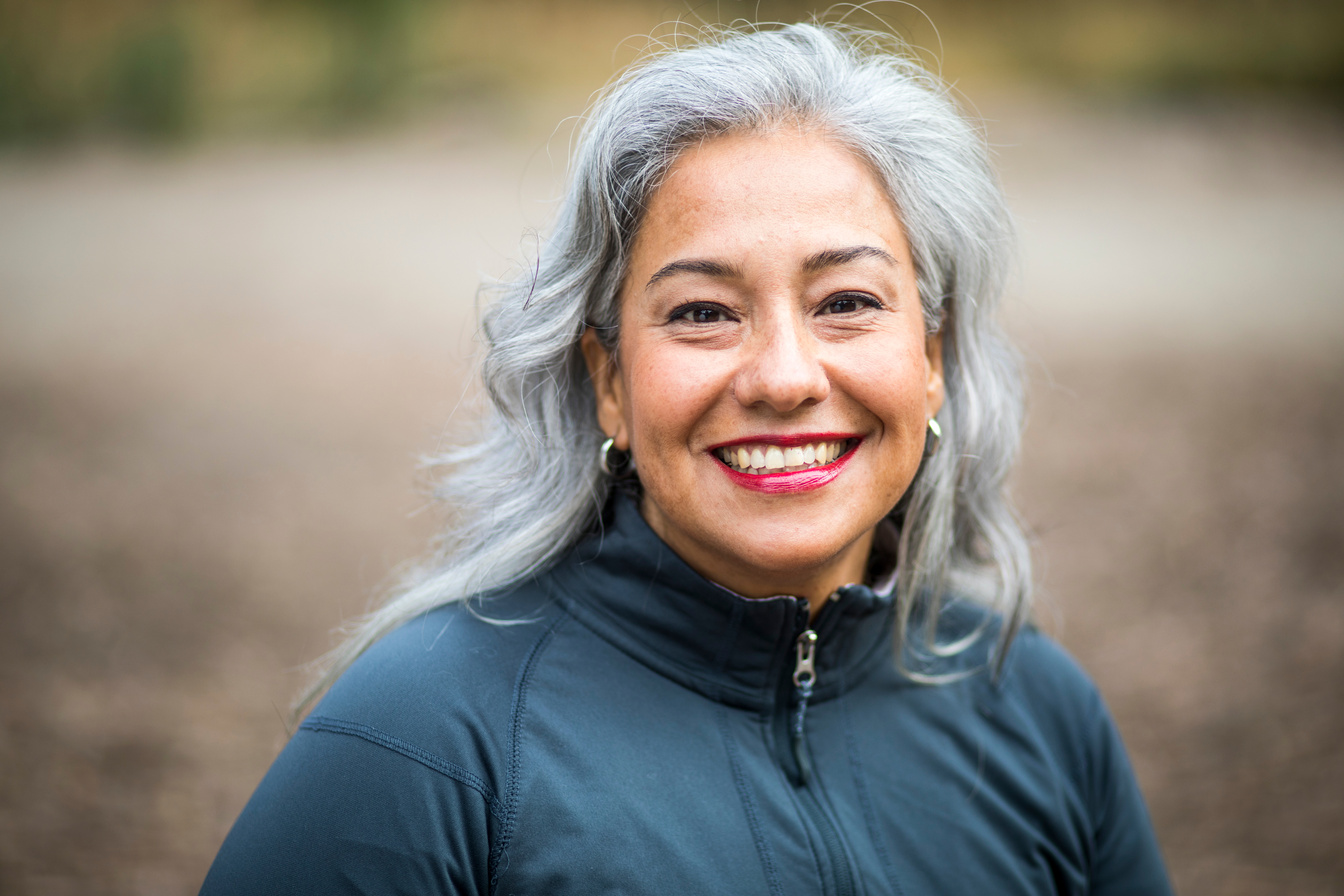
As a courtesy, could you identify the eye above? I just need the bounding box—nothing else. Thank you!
[820,292,881,315]
[670,302,733,324]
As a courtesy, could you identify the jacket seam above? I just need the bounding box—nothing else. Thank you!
[837,688,907,896]
[300,715,504,820]
[716,704,784,896]
[489,610,569,894]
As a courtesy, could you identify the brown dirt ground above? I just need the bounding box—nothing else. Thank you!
[1,100,1341,894]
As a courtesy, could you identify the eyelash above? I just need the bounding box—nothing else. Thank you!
[820,292,883,314]
[668,293,883,325]
[669,302,733,324]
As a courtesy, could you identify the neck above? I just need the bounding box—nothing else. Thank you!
[639,498,876,618]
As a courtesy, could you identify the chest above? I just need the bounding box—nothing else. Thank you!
[492,648,1092,896]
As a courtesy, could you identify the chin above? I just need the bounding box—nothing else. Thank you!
[717,533,869,591]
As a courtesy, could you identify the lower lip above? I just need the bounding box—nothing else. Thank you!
[716,445,858,494]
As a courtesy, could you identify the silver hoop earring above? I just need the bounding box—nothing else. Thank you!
[923,418,942,458]
[600,437,631,476]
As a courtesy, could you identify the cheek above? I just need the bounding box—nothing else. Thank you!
[623,349,725,453]
[855,353,933,500]
[846,342,930,415]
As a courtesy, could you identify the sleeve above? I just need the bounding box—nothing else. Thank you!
[1084,691,1175,896]
[200,719,497,896]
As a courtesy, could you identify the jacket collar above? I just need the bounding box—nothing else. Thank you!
[547,494,897,712]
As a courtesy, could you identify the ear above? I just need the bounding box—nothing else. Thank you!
[580,328,631,450]
[924,329,946,419]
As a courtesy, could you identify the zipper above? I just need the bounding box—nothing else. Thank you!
[791,629,817,785]
[779,597,856,896]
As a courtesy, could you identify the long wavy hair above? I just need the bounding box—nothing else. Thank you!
[300,21,1028,714]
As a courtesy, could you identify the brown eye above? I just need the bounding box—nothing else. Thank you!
[671,303,732,324]
[821,293,878,315]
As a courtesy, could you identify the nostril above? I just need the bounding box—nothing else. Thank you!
[736,345,830,411]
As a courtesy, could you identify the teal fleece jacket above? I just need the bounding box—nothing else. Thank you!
[202,495,1172,895]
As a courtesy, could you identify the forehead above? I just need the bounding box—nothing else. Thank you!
[630,128,907,267]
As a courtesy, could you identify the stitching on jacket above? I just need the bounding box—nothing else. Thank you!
[716,704,784,896]
[791,788,832,893]
[489,611,569,894]
[837,684,907,896]
[300,715,504,820]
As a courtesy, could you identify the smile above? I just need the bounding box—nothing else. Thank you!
[713,439,854,475]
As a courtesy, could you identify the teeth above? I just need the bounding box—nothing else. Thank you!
[716,440,851,474]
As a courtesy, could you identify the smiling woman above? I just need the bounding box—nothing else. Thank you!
[202,22,1173,896]
[582,130,943,608]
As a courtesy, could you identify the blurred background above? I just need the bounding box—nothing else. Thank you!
[1,0,1341,893]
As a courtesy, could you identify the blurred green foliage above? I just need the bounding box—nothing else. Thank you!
[267,0,425,122]
[107,14,194,139]
[0,0,1339,145]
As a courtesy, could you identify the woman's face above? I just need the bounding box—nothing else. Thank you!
[582,129,943,605]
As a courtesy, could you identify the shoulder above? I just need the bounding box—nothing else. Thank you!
[309,581,570,755]
[918,597,1102,710]
[202,584,572,894]
[995,624,1113,784]
[901,601,1173,893]
[917,603,1151,831]
[911,598,1110,769]
[999,624,1106,725]
[933,603,1149,827]
[986,618,1174,893]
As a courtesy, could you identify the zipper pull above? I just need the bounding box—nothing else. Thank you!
[791,629,818,785]
[793,629,817,690]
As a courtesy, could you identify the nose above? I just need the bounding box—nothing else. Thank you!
[733,311,830,412]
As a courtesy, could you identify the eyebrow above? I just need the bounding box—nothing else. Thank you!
[644,245,896,290]
[803,245,898,272]
[645,258,743,289]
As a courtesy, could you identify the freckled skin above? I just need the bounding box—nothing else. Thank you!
[582,129,944,613]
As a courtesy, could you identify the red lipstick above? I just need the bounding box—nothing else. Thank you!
[712,435,860,494]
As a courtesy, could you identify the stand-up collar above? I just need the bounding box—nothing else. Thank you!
[547,495,897,712]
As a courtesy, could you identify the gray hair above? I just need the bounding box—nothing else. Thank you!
[301,21,1029,712]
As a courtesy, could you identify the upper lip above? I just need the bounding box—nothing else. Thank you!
[706,432,861,451]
